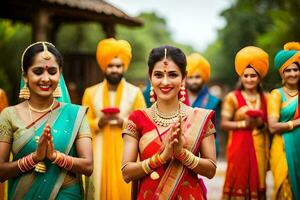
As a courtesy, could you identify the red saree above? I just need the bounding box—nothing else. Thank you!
[223,90,267,199]
[125,106,215,200]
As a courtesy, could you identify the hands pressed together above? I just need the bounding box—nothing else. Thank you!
[32,124,57,163]
[160,120,187,163]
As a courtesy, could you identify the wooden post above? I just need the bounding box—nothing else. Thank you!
[102,22,116,38]
[32,9,50,42]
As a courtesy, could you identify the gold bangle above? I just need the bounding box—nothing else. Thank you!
[121,162,130,171]
[237,120,246,129]
[288,121,294,131]
[207,159,217,169]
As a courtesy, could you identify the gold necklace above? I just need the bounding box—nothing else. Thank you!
[28,99,56,113]
[284,86,298,97]
[242,91,260,109]
[151,102,186,127]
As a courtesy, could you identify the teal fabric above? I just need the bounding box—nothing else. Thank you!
[278,88,300,199]
[8,103,83,200]
[274,49,297,70]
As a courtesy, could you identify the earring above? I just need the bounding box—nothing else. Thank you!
[53,84,62,98]
[282,79,285,85]
[150,86,156,103]
[179,85,186,102]
[19,83,30,99]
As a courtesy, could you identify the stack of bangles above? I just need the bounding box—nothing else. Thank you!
[175,149,200,169]
[18,153,37,172]
[52,151,74,171]
[141,153,166,180]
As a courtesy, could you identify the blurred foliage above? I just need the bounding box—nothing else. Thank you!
[0,20,31,103]
[116,12,194,81]
[205,0,300,91]
[1,0,300,103]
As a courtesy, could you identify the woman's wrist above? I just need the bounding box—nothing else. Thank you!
[32,152,40,163]
[49,151,57,162]
[287,120,294,131]
[236,120,246,129]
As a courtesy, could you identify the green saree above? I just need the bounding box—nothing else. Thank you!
[270,88,300,199]
[4,103,87,200]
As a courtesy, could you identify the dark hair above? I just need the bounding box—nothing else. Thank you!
[22,43,63,73]
[147,45,186,77]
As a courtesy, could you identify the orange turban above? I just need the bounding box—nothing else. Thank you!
[186,53,210,83]
[96,38,132,71]
[235,46,269,78]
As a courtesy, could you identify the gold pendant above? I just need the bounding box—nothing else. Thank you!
[150,171,160,180]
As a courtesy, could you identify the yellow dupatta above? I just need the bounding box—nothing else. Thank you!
[100,79,131,200]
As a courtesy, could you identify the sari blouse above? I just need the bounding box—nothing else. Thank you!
[123,105,216,200]
[0,106,91,145]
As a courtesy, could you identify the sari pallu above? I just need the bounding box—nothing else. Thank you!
[270,88,300,199]
[223,90,268,199]
[127,106,215,200]
[8,103,86,200]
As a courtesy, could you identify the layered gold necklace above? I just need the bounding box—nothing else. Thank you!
[151,101,186,127]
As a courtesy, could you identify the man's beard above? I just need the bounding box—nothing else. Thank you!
[187,84,203,94]
[105,73,123,85]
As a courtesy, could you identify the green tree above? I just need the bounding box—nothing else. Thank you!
[0,20,31,103]
[116,12,194,81]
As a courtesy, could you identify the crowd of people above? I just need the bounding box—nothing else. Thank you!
[0,38,299,200]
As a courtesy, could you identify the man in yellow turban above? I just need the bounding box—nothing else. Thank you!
[186,53,221,156]
[82,38,146,200]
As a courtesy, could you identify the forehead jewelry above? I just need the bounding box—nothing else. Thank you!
[21,41,55,72]
[163,48,168,72]
[41,42,51,60]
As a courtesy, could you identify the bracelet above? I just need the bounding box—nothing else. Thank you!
[52,151,74,170]
[237,120,246,129]
[148,153,165,170]
[141,158,153,174]
[121,162,130,171]
[175,149,199,169]
[288,121,294,131]
[18,153,37,172]
[207,159,217,169]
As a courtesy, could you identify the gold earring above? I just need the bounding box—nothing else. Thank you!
[19,83,30,99]
[150,86,156,103]
[53,84,62,98]
[179,85,186,102]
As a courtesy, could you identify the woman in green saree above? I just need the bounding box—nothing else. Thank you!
[268,42,300,199]
[0,42,93,199]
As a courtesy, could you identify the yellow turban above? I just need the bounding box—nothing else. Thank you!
[186,53,210,83]
[235,46,269,78]
[96,38,132,71]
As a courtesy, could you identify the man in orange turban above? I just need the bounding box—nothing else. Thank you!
[186,53,221,156]
[82,38,146,200]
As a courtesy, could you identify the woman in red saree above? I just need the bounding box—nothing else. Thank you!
[121,45,217,200]
[221,46,270,199]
